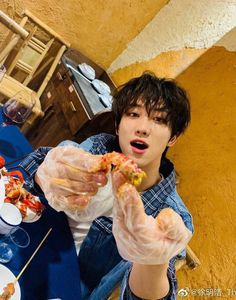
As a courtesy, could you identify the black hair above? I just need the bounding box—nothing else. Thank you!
[112,72,190,137]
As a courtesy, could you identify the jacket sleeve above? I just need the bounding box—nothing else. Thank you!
[19,146,52,195]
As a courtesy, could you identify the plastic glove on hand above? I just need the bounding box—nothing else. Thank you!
[36,146,108,211]
[112,171,192,265]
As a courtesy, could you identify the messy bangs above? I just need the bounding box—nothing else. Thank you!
[112,72,190,137]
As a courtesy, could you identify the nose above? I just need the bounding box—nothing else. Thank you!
[135,128,150,137]
[135,120,150,137]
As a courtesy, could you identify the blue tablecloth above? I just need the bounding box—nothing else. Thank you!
[0,115,82,300]
[0,109,33,165]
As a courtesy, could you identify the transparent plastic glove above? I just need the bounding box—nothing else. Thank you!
[63,174,114,221]
[112,171,192,265]
[36,146,108,219]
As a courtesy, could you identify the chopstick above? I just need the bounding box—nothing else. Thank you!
[14,228,52,284]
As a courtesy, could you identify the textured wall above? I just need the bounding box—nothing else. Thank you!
[175,46,236,299]
[108,0,236,74]
[0,0,168,69]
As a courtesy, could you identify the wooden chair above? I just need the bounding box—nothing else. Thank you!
[6,25,55,87]
[175,245,201,271]
[0,9,70,132]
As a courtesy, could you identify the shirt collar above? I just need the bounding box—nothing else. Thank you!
[141,158,176,217]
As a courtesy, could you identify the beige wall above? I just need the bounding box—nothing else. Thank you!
[0,0,168,69]
[175,46,236,298]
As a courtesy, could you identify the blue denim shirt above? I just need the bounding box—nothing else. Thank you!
[20,133,194,300]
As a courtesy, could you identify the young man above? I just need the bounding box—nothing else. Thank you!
[21,72,193,299]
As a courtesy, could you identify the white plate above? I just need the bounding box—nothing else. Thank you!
[23,209,41,223]
[77,63,95,80]
[2,176,43,223]
[0,176,4,211]
[65,64,91,82]
[21,197,43,223]
[99,94,112,108]
[91,79,111,95]
[0,264,21,299]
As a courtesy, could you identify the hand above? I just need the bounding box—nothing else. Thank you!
[36,146,108,211]
[112,171,192,264]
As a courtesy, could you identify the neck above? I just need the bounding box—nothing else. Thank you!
[137,161,162,192]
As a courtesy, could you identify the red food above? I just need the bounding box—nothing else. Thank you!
[3,171,45,219]
[0,156,5,169]
[4,170,24,182]
[100,152,146,187]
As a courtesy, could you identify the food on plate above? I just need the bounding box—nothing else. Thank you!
[4,176,45,220]
[0,156,45,222]
[0,282,15,300]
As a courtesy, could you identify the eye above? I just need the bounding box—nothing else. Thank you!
[153,116,164,124]
[126,112,139,118]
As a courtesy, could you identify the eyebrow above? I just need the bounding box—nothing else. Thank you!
[153,107,168,112]
[129,102,168,113]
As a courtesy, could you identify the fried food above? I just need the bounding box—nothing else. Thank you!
[96,151,146,187]
[0,283,15,300]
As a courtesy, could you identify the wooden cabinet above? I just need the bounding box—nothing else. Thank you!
[26,49,116,148]
[54,64,89,135]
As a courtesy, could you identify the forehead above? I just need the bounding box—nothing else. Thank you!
[129,99,168,113]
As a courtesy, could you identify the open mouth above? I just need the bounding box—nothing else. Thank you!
[130,140,149,150]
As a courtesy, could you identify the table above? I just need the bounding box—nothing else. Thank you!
[0,109,33,165]
[0,117,82,299]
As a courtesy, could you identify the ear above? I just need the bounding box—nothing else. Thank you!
[167,135,178,147]
[115,124,119,135]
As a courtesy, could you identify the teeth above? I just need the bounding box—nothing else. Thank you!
[136,141,144,145]
[131,141,148,150]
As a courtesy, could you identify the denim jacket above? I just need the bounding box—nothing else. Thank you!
[20,133,194,300]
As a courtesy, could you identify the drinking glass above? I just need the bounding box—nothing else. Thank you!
[0,227,30,263]
[1,90,36,127]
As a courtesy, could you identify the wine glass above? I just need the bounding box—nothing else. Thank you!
[0,227,30,263]
[0,64,6,83]
[1,90,36,128]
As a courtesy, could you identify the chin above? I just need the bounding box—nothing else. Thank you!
[121,147,147,166]
[129,154,147,168]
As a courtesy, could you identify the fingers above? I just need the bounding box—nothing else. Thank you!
[112,170,127,193]
[37,146,109,200]
[156,208,192,241]
[114,182,146,232]
[42,147,108,186]
[50,194,92,211]
[53,163,108,186]
[47,146,105,172]
[65,195,92,209]
[50,178,99,196]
